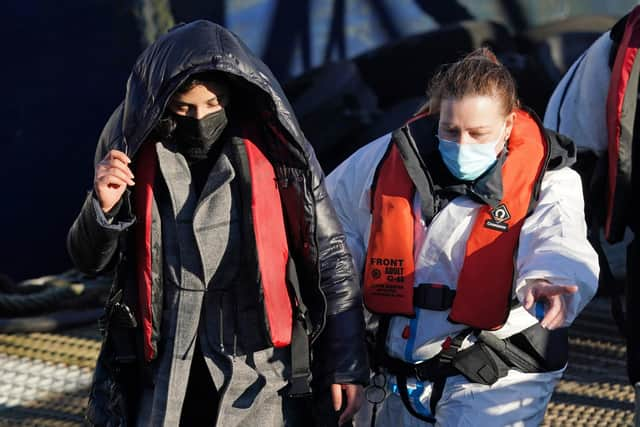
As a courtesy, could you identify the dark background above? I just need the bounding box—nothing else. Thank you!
[0,0,635,281]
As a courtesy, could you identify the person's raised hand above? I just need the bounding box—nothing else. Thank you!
[94,149,134,213]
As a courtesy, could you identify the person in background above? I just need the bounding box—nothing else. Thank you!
[326,48,598,426]
[67,20,368,427]
[544,6,640,389]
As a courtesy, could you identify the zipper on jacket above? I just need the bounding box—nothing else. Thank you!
[233,333,238,358]
[307,168,327,345]
[219,294,225,354]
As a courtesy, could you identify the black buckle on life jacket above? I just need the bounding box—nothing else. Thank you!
[410,358,440,383]
[438,334,464,365]
[385,356,438,383]
[286,374,313,398]
[413,283,456,311]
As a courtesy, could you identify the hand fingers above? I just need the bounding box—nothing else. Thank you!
[96,174,129,191]
[537,284,578,298]
[542,307,564,329]
[97,158,134,179]
[338,385,364,426]
[540,295,564,329]
[331,383,343,412]
[540,296,560,328]
[96,165,135,186]
[523,287,535,310]
[104,149,131,165]
[546,297,566,329]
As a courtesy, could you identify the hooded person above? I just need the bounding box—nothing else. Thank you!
[543,7,640,386]
[67,20,369,426]
[326,48,599,426]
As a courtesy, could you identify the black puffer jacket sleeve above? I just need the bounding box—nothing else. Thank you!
[67,105,135,275]
[305,143,370,388]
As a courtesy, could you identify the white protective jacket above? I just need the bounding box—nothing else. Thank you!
[326,132,599,426]
[543,31,612,153]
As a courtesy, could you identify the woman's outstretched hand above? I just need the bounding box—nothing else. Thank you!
[523,279,578,329]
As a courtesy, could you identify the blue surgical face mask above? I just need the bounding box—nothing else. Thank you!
[437,123,505,181]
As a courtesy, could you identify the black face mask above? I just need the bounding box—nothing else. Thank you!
[172,109,228,150]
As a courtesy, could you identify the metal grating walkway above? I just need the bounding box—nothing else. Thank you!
[542,297,634,426]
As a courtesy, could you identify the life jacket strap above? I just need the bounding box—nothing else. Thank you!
[413,284,456,311]
[285,257,312,398]
[385,329,470,423]
[383,323,568,422]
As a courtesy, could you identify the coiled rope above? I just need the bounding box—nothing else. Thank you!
[0,271,111,333]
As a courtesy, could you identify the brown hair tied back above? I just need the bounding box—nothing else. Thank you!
[417,47,519,116]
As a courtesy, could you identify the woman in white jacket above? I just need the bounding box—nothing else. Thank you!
[326,48,599,426]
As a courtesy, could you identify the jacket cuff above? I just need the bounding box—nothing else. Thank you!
[67,192,132,275]
[312,307,370,389]
[91,192,135,231]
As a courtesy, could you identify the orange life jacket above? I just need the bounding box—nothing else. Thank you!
[606,5,640,242]
[134,137,292,361]
[364,109,549,330]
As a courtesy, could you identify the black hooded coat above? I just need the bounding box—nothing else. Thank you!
[67,20,369,425]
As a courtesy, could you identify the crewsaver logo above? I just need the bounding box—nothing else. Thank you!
[485,203,511,232]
